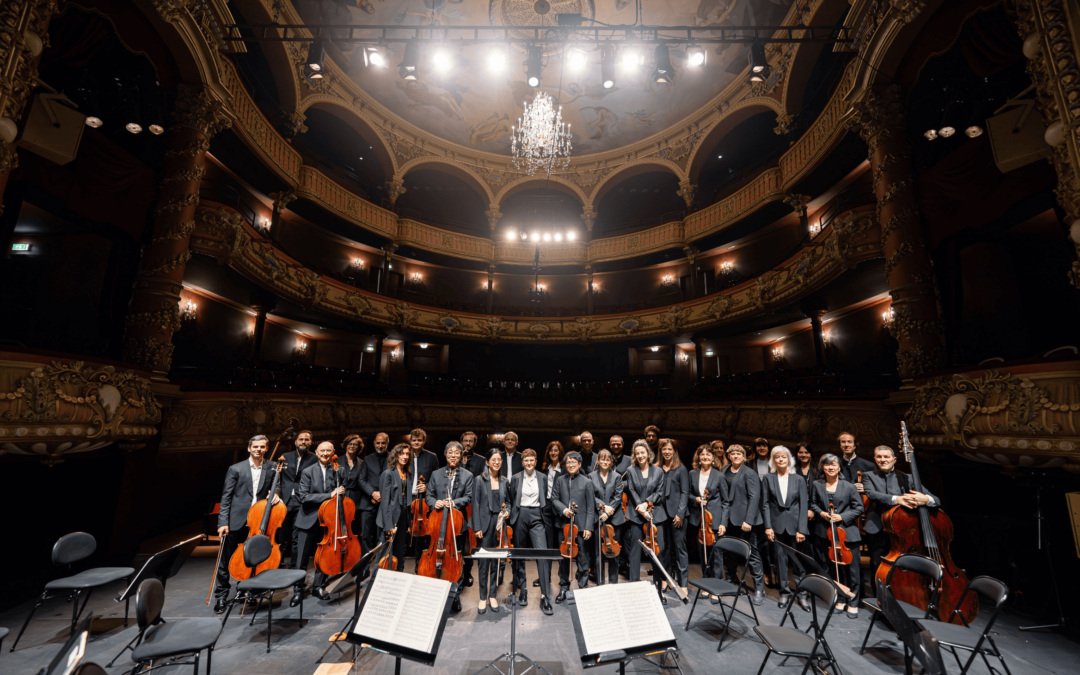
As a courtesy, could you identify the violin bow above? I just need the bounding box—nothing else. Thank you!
[701,488,709,568]
[205,536,226,605]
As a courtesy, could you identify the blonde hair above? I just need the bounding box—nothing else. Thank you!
[631,439,655,467]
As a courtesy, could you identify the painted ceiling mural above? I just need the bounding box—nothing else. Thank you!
[294,0,793,155]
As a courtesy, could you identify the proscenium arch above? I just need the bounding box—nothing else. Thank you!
[494,174,590,210]
[590,159,687,207]
[399,159,496,206]
[685,99,785,182]
[302,98,397,180]
[230,0,301,110]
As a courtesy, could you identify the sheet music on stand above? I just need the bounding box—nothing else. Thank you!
[574,582,675,657]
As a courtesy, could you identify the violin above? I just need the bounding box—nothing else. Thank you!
[378,530,398,571]
[598,502,620,558]
[560,501,579,558]
[621,492,628,516]
[409,476,428,537]
[878,422,977,624]
[642,502,660,555]
[418,484,464,581]
[826,502,853,582]
[698,488,717,549]
[227,457,287,581]
[315,456,362,577]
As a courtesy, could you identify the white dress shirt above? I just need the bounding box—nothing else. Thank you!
[546,467,558,499]
[698,469,710,497]
[249,459,264,497]
[777,472,789,503]
[521,472,541,508]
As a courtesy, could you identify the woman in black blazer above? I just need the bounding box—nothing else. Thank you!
[589,449,625,584]
[470,448,509,614]
[657,439,689,594]
[761,446,809,608]
[719,444,766,604]
[376,443,413,572]
[624,440,667,586]
[688,444,729,579]
[809,453,864,618]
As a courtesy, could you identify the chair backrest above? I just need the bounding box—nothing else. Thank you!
[891,553,943,582]
[72,663,109,675]
[715,535,751,561]
[954,576,1009,631]
[791,574,839,641]
[879,581,947,675]
[135,579,165,630]
[53,533,97,567]
[243,534,273,569]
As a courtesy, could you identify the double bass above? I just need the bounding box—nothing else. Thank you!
[877,422,977,624]
[315,456,362,577]
[418,485,464,581]
[697,488,716,575]
[227,457,287,581]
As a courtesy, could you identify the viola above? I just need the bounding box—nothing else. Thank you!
[697,488,717,549]
[228,457,287,581]
[826,502,853,570]
[315,456,362,577]
[378,530,398,571]
[878,422,978,624]
[560,501,579,558]
[409,476,428,537]
[418,484,464,581]
[599,504,620,558]
[642,502,660,555]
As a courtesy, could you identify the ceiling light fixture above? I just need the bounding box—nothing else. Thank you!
[600,44,616,90]
[621,48,641,71]
[525,45,543,87]
[653,44,673,83]
[433,48,454,73]
[487,46,507,73]
[511,91,572,175]
[398,42,419,80]
[687,45,706,67]
[307,41,326,72]
[567,48,587,72]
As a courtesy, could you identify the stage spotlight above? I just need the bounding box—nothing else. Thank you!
[399,43,419,80]
[749,42,767,73]
[488,46,507,73]
[566,231,576,241]
[543,232,552,242]
[506,230,516,240]
[600,44,616,89]
[567,48,587,72]
[621,48,641,71]
[531,231,540,242]
[924,129,938,141]
[687,45,706,67]
[525,46,543,87]
[124,92,142,134]
[653,44,673,83]
[433,49,454,73]
[308,41,326,72]
[520,231,529,241]
[76,86,103,128]
[146,95,165,135]
[364,47,389,69]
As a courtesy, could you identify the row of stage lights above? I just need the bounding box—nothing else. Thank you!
[505,229,578,243]
[305,40,754,90]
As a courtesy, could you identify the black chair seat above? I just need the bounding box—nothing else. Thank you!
[916,619,981,649]
[689,578,740,597]
[755,625,817,655]
[863,597,927,620]
[237,569,306,591]
[130,618,224,661]
[0,626,9,640]
[46,567,134,590]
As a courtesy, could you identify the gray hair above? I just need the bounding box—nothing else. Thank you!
[444,440,463,455]
[874,445,896,457]
[769,446,794,473]
[248,435,269,447]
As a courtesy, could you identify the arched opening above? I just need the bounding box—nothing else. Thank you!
[593,172,686,235]
[293,107,391,204]
[695,111,792,208]
[498,188,585,238]
[396,170,490,235]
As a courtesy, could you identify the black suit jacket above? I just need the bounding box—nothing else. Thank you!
[761,472,809,536]
[355,452,387,511]
[687,469,728,529]
[218,460,278,531]
[624,466,668,524]
[840,454,876,484]
[280,449,318,506]
[297,462,352,530]
[577,451,596,475]
[424,466,474,536]
[500,451,524,479]
[412,449,440,485]
[661,465,690,521]
[552,472,597,533]
[470,472,509,534]
[862,469,938,535]
[507,471,548,527]
[589,470,626,527]
[606,454,632,474]
[809,480,864,543]
[376,467,413,531]
[464,454,487,479]
[723,465,762,528]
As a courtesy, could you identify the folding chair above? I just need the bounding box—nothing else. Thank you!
[879,581,947,675]
[684,536,760,651]
[860,553,943,654]
[917,576,1012,675]
[228,534,307,653]
[128,579,225,675]
[754,574,841,675]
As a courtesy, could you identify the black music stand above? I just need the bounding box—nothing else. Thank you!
[105,535,203,666]
[567,588,682,675]
[640,542,689,604]
[37,617,92,675]
[317,542,385,664]
[342,568,456,675]
[470,548,563,675]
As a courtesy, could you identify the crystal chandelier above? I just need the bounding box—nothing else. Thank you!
[511,91,572,176]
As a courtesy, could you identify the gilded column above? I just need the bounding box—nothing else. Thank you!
[847,85,945,380]
[123,85,231,381]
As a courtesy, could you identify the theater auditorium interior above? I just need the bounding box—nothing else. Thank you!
[2,0,1080,674]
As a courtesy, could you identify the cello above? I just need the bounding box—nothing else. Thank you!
[227,457,287,581]
[877,422,977,624]
[418,485,464,581]
[315,456,362,578]
[266,416,301,461]
[697,488,716,575]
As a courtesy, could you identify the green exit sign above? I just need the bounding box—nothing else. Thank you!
[11,243,30,251]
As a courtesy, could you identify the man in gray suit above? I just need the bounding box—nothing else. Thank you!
[294,441,352,604]
[214,435,281,613]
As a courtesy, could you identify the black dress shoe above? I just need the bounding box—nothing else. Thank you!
[797,595,811,612]
[477,603,487,615]
[555,589,568,604]
[532,579,541,587]
[778,594,792,609]
[213,597,228,614]
[660,593,668,605]
[540,597,553,615]
[752,588,766,606]
[290,589,303,607]
[490,601,500,613]
[518,590,528,607]
[451,597,462,613]
[313,587,329,601]
[465,575,474,587]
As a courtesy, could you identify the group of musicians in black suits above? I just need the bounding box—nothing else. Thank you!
[213,425,938,621]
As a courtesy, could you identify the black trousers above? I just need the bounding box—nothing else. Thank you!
[513,506,552,597]
[389,509,409,572]
[626,522,665,582]
[214,526,248,599]
[359,507,379,559]
[541,503,559,580]
[772,531,805,595]
[754,524,774,579]
[295,525,326,591]
[723,526,764,586]
[591,522,622,584]
[557,525,590,589]
[280,501,301,566]
[866,531,890,592]
[660,519,689,587]
[813,535,861,605]
[477,528,502,600]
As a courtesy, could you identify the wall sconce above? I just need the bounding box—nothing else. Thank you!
[409,272,423,284]
[661,274,675,287]
[882,307,895,328]
[771,345,784,361]
[419,343,428,349]
[720,261,734,275]
[180,298,197,321]
[537,283,546,292]
[591,282,600,292]
[809,220,821,238]
[680,353,689,364]
[296,341,308,356]
[389,348,399,363]
[350,257,365,271]
[256,216,271,234]
[651,346,660,352]
[822,331,831,347]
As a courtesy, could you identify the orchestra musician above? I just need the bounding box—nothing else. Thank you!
[657,439,689,596]
[577,431,597,474]
[500,431,523,478]
[762,446,809,610]
[644,425,661,457]
[294,441,354,603]
[279,430,317,568]
[534,440,564,590]
[425,441,473,613]
[356,432,389,579]
[551,451,596,602]
[408,429,437,573]
[471,448,509,614]
[750,437,777,590]
[838,431,875,483]
[710,440,730,471]
[607,435,632,474]
[721,444,766,605]
[859,444,939,584]
[507,448,555,615]
[376,443,414,572]
[624,439,667,591]
[213,435,281,613]
[688,444,727,581]
[810,453,864,618]
[460,430,484,588]
[341,434,365,566]
[589,448,625,585]
[795,442,817,489]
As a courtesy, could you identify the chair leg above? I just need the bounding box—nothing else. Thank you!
[267,594,273,653]
[684,589,701,631]
[716,595,734,652]
[193,650,200,675]
[248,594,262,626]
[10,590,48,651]
[755,650,772,675]
[859,611,878,654]
[73,588,95,634]
[106,629,144,667]
[298,589,304,627]
[207,645,213,675]
[125,596,131,627]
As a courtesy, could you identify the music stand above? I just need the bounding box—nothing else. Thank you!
[567,584,682,675]
[317,543,385,664]
[106,535,203,666]
[775,541,854,603]
[470,548,563,675]
[37,617,92,675]
[640,542,689,604]
[343,568,456,675]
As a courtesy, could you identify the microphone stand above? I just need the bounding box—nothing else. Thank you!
[1019,487,1068,632]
